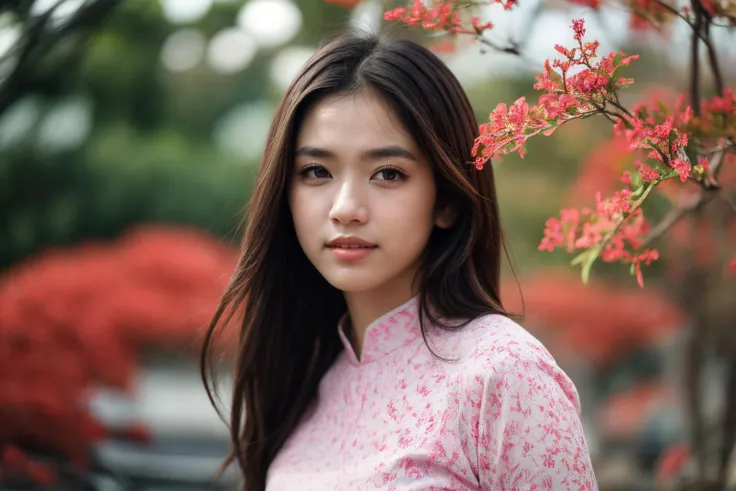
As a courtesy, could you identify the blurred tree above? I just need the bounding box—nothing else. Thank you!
[0,0,358,270]
[0,0,123,114]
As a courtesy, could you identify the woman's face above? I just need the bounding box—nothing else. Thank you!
[289,90,448,296]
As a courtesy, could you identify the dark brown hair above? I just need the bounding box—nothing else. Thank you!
[201,31,514,491]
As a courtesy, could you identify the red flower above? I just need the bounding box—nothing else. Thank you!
[0,445,58,487]
[567,0,603,9]
[656,443,691,483]
[384,1,501,34]
[635,161,660,181]
[473,19,640,169]
[502,273,684,366]
[325,0,362,7]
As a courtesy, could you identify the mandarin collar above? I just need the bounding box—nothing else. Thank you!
[337,296,421,366]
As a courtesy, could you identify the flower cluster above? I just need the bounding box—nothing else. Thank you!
[613,94,694,183]
[540,191,660,286]
[384,1,500,34]
[469,19,731,284]
[472,19,638,170]
[699,86,736,140]
[368,1,735,283]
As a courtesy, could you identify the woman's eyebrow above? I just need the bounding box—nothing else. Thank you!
[294,145,418,162]
[295,146,334,159]
[360,145,418,162]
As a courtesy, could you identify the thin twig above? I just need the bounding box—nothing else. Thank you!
[474,36,536,65]
[701,142,735,155]
[650,0,695,28]
[599,111,618,125]
[589,100,626,124]
[475,35,520,55]
[649,0,713,42]
[641,192,712,246]
[702,17,725,96]
[698,151,725,192]
[691,0,703,117]
[709,145,729,179]
[607,97,634,119]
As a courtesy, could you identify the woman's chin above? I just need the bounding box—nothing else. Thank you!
[321,271,387,294]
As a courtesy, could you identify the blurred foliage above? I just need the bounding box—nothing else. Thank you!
[0,0,367,270]
[0,0,689,280]
[3,1,734,487]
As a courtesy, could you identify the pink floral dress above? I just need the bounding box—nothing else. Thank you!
[266,296,598,490]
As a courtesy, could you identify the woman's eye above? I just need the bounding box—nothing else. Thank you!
[301,165,331,179]
[373,167,405,182]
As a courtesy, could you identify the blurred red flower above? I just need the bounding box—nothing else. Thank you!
[325,0,362,7]
[0,225,239,480]
[656,442,691,484]
[597,380,675,439]
[503,272,684,366]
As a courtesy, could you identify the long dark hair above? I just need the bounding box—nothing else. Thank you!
[201,31,515,491]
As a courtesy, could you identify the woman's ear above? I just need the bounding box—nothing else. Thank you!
[434,203,457,229]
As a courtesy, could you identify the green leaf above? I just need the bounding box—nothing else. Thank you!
[580,253,597,284]
[570,249,589,267]
[571,245,602,284]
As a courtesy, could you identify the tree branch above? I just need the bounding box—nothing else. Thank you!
[650,0,695,28]
[709,144,729,180]
[0,0,123,116]
[690,0,703,116]
[649,0,712,42]
[641,192,712,247]
[702,142,735,156]
[606,97,634,119]
[684,291,707,486]
[475,36,520,56]
[718,357,736,488]
[702,18,725,96]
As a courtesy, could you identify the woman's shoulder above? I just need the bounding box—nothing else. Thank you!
[436,317,596,488]
[431,312,579,399]
[435,312,557,371]
[438,312,582,413]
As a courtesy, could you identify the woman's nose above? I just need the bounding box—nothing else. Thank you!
[329,182,368,225]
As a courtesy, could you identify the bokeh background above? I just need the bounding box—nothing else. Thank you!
[1,0,735,490]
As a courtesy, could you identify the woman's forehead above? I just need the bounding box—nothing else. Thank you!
[296,91,418,154]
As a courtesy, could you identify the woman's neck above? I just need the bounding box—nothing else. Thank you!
[344,286,416,360]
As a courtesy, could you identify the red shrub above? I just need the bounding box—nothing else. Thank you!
[0,225,239,478]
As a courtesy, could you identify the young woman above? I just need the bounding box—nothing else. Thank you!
[201,32,598,491]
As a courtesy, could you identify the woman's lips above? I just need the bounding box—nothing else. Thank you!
[326,241,377,261]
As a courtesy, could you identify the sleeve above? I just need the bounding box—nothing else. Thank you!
[473,352,598,490]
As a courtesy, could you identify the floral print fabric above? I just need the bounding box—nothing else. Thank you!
[266,297,598,490]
